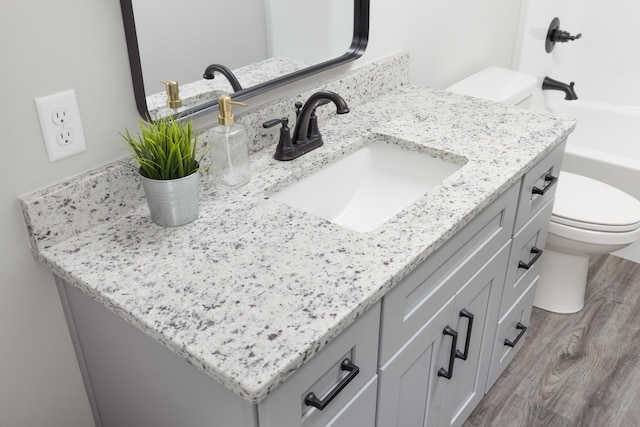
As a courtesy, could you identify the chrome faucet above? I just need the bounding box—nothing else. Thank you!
[542,76,578,100]
[203,64,243,92]
[263,90,350,161]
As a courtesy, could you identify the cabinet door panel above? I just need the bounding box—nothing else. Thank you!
[377,297,455,427]
[441,243,509,427]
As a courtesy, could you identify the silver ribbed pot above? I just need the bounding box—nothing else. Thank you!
[140,171,200,227]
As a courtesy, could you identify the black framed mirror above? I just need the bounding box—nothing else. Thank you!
[120,0,369,121]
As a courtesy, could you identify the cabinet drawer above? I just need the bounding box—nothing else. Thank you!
[501,199,553,316]
[486,276,538,391]
[258,302,380,427]
[379,183,518,364]
[514,140,565,231]
[324,375,377,427]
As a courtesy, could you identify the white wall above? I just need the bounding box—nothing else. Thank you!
[396,0,523,89]
[1,0,138,425]
[0,0,521,425]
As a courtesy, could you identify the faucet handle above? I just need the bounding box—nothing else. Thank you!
[263,117,295,161]
[263,117,289,129]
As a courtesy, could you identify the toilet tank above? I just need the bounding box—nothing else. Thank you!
[446,67,537,108]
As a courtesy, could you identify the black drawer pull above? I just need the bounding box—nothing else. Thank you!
[518,247,543,270]
[304,358,359,410]
[438,326,458,379]
[532,173,558,196]
[455,309,474,361]
[504,322,528,348]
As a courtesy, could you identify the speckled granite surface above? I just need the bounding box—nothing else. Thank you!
[20,53,575,403]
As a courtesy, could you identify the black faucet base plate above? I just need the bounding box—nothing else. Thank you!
[274,139,324,161]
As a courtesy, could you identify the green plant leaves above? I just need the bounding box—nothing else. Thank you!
[120,116,208,180]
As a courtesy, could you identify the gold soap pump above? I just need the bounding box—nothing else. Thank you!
[160,80,182,109]
[217,95,247,125]
[210,94,251,188]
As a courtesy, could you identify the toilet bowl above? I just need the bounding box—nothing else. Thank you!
[447,68,640,314]
[535,171,640,313]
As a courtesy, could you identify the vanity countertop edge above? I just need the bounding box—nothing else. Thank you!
[21,83,576,404]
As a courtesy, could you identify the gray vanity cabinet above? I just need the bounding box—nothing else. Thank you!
[377,184,519,427]
[54,141,566,427]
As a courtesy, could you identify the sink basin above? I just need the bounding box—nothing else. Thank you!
[271,136,466,232]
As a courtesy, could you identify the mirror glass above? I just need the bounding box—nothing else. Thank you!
[120,0,369,120]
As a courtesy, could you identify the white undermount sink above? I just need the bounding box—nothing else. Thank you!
[271,135,467,232]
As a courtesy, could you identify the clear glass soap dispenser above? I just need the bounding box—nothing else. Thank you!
[210,95,250,188]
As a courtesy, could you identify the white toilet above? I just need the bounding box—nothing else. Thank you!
[447,67,640,314]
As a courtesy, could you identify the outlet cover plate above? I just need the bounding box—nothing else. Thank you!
[35,89,87,162]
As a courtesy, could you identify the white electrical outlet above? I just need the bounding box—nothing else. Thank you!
[35,89,87,162]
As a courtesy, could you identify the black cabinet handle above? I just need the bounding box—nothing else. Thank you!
[304,358,359,410]
[532,173,558,196]
[504,322,528,348]
[438,326,458,379]
[455,309,474,361]
[518,247,543,270]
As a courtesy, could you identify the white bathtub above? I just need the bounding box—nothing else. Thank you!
[546,99,640,263]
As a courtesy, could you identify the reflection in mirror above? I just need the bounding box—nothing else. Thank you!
[120,0,369,120]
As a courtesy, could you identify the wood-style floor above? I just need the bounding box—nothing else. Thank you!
[464,254,640,427]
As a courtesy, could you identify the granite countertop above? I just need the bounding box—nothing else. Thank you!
[21,79,575,404]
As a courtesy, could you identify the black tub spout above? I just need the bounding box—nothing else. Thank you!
[542,76,578,100]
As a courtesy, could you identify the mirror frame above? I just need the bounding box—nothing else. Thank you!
[120,0,370,120]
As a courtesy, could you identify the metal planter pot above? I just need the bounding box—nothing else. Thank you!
[140,171,200,226]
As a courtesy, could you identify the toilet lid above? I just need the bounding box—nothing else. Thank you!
[446,67,537,105]
[551,172,640,232]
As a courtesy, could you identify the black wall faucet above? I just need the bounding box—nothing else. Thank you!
[263,90,349,161]
[546,17,582,53]
[542,76,578,100]
[203,64,243,92]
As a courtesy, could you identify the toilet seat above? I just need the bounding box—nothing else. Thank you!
[548,220,640,247]
[551,171,640,232]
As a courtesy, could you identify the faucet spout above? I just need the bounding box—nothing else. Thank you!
[542,76,578,100]
[291,90,349,145]
[203,64,243,92]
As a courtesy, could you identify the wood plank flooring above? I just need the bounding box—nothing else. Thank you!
[464,254,640,427]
